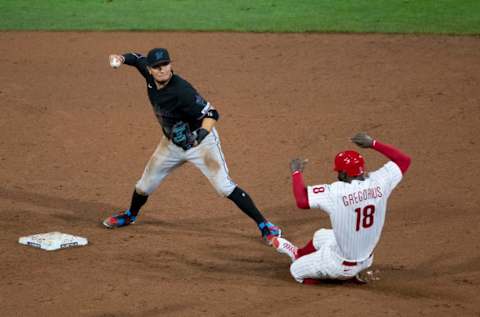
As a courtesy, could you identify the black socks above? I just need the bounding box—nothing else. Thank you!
[129,190,149,217]
[227,186,266,224]
[128,187,265,224]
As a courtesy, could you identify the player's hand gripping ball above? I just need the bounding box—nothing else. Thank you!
[109,55,123,68]
[290,158,308,173]
[351,132,374,148]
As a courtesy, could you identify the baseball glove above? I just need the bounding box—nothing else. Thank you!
[171,121,196,150]
[290,158,308,173]
[351,132,374,148]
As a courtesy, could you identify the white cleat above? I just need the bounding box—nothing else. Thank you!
[271,237,298,262]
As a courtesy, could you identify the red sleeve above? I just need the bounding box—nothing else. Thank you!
[292,171,310,209]
[372,140,411,174]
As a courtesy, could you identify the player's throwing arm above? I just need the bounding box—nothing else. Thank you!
[102,48,282,244]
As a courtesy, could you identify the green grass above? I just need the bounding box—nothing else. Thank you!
[1,0,479,34]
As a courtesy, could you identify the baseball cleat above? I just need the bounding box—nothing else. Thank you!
[258,221,282,244]
[103,210,136,229]
[271,237,298,262]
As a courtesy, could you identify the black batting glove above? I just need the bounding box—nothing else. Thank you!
[195,128,209,145]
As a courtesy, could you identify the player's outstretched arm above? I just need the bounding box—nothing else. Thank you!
[290,159,310,209]
[351,132,411,174]
[109,52,150,78]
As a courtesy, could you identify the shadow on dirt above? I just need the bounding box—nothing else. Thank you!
[0,185,120,223]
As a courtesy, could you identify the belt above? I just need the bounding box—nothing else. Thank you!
[342,253,373,266]
[342,260,358,266]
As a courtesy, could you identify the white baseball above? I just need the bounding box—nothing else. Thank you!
[110,56,122,68]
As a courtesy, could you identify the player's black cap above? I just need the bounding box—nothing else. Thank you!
[147,48,171,67]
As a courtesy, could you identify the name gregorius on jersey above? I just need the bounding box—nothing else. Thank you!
[311,185,384,207]
[342,186,383,207]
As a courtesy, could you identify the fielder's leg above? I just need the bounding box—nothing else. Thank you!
[187,128,281,241]
[103,189,149,228]
[103,137,184,229]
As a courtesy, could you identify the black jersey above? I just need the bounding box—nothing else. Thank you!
[123,52,210,137]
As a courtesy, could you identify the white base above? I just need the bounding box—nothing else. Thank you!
[19,232,88,251]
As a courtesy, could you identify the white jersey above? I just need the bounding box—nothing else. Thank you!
[307,161,402,261]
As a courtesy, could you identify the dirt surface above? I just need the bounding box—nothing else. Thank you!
[1,32,479,317]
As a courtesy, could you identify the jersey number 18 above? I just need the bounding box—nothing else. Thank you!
[354,205,375,231]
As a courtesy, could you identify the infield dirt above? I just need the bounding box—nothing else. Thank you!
[1,32,479,317]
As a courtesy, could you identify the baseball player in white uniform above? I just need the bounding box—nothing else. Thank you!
[271,132,411,284]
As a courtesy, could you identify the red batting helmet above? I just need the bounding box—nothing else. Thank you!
[334,150,365,177]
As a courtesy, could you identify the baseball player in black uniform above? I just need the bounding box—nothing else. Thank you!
[103,48,282,242]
